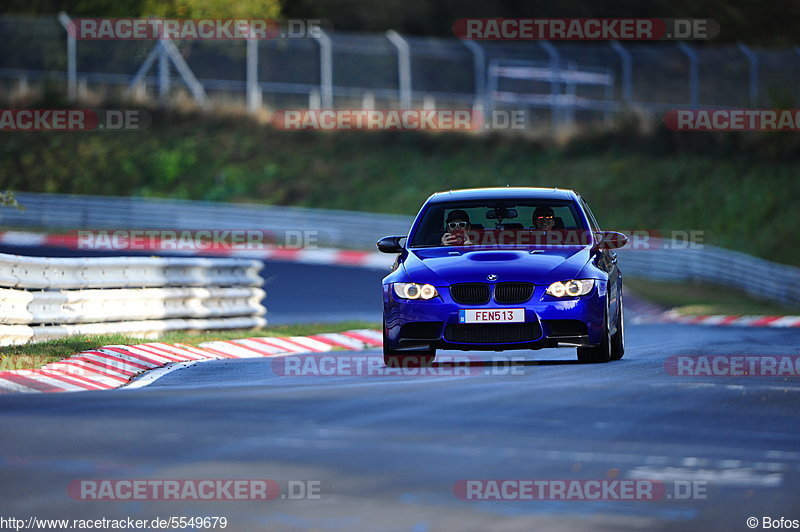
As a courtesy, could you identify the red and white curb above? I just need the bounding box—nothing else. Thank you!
[659,311,800,328]
[0,329,383,394]
[632,311,800,328]
[0,231,392,269]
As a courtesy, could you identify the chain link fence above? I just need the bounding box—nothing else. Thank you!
[2,14,800,130]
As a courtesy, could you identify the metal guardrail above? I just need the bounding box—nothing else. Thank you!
[0,286,265,325]
[1,192,798,306]
[0,192,413,250]
[0,250,266,345]
[617,242,800,307]
[0,252,263,289]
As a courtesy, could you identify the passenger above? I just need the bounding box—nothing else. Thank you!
[442,209,474,245]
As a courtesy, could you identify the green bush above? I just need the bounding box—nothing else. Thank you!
[2,108,797,265]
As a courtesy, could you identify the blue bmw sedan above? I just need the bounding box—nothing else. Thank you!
[377,187,627,366]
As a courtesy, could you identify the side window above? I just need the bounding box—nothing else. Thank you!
[580,198,602,232]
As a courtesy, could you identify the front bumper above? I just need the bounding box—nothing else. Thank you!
[383,282,607,351]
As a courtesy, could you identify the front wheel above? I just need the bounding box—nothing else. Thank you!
[577,297,613,363]
[610,292,625,361]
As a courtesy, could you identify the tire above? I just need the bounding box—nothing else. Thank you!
[577,297,612,364]
[383,328,436,367]
[610,291,625,361]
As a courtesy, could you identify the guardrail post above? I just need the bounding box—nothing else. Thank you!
[386,30,412,109]
[677,42,699,107]
[461,39,487,116]
[57,12,76,101]
[246,36,261,113]
[309,88,321,109]
[361,91,375,109]
[538,41,561,132]
[609,41,632,105]
[737,43,759,105]
[312,29,334,108]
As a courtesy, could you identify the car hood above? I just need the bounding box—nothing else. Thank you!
[402,246,593,285]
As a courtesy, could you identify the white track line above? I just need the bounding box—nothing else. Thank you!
[124,359,213,389]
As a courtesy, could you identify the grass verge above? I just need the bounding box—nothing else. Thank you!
[624,278,799,317]
[0,321,381,371]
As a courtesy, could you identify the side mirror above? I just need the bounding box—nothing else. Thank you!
[377,235,406,253]
[593,231,628,250]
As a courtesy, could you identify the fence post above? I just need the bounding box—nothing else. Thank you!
[737,43,759,105]
[158,37,170,105]
[486,58,500,125]
[565,62,577,126]
[461,39,487,115]
[155,38,207,106]
[538,41,561,132]
[312,29,333,108]
[129,43,161,95]
[57,12,76,101]
[246,37,261,113]
[609,41,632,105]
[603,68,614,124]
[386,30,412,109]
[677,42,699,107]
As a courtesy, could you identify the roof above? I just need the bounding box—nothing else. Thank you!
[426,187,577,203]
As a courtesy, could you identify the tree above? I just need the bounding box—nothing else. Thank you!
[0,191,24,211]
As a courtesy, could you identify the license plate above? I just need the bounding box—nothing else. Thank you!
[459,308,525,324]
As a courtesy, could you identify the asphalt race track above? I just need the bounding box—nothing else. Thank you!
[2,246,800,530]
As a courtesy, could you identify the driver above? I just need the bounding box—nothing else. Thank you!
[532,206,555,231]
[442,209,474,245]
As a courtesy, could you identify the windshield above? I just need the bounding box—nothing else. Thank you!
[408,200,589,248]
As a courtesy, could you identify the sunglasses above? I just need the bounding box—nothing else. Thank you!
[536,216,554,221]
[447,221,468,229]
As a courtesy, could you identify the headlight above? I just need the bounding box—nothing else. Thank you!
[546,279,595,297]
[394,283,438,300]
